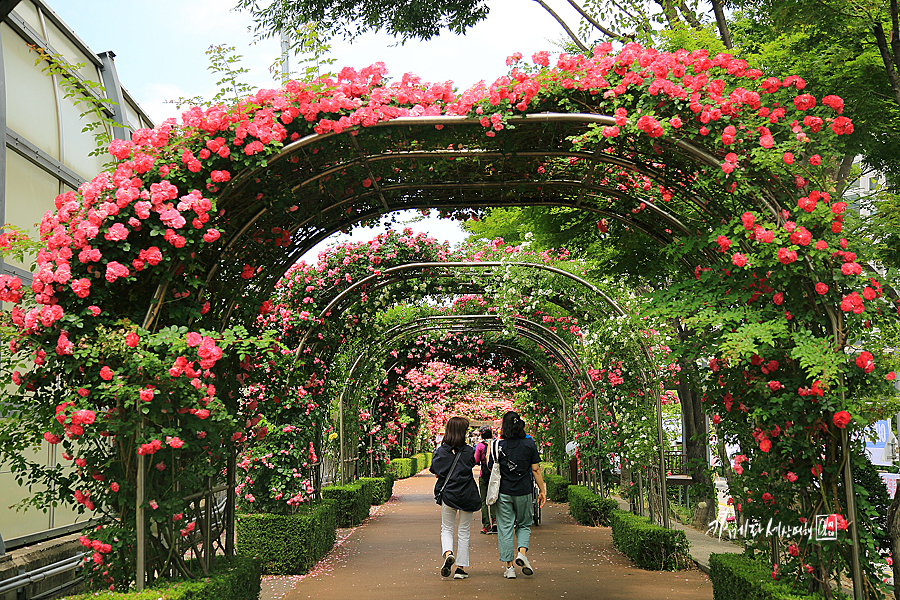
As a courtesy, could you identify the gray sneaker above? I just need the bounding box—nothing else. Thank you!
[504,565,517,579]
[515,552,533,576]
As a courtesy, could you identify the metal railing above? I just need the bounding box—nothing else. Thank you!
[0,551,86,599]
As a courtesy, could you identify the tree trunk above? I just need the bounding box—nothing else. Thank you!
[710,0,733,48]
[534,0,589,53]
[674,318,715,528]
[872,22,900,108]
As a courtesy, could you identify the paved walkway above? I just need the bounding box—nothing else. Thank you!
[263,472,714,600]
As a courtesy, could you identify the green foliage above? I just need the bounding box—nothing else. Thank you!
[28,46,118,159]
[358,475,394,504]
[609,510,691,571]
[409,452,432,474]
[61,556,262,600]
[730,2,900,187]
[276,21,337,82]
[322,481,372,527]
[388,458,414,479]
[656,22,728,54]
[236,0,490,44]
[567,485,619,526]
[544,473,570,502]
[708,553,826,600]
[235,503,336,575]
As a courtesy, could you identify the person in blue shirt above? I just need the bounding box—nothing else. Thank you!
[487,411,546,579]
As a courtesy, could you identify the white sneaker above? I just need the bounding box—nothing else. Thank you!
[504,565,517,579]
[515,552,533,576]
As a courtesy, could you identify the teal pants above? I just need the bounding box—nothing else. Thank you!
[495,492,532,562]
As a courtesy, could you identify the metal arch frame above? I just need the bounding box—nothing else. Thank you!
[338,315,593,413]
[319,269,668,516]
[195,111,786,312]
[221,113,733,225]
[333,313,595,484]
[285,257,667,511]
[294,260,627,355]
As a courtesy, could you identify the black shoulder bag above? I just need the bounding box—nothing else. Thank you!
[435,449,462,505]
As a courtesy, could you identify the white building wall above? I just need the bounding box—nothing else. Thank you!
[0,0,153,546]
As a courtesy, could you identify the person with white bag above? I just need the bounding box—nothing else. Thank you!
[486,411,546,579]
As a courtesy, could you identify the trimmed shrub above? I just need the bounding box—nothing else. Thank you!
[236,501,337,575]
[567,485,618,525]
[359,475,394,505]
[322,480,372,527]
[708,553,826,600]
[388,457,413,479]
[411,452,428,473]
[610,509,691,571]
[545,473,570,502]
[61,556,262,600]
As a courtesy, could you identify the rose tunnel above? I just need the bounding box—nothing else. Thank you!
[1,44,896,596]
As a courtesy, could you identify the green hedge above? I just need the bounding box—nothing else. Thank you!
[567,485,618,525]
[359,475,394,504]
[708,554,825,600]
[62,556,262,600]
[236,501,336,575]
[388,457,413,479]
[322,480,372,527]
[545,473,570,502]
[388,453,432,479]
[610,509,690,571]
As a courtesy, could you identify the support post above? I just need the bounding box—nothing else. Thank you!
[204,478,212,573]
[339,394,345,485]
[841,427,863,600]
[637,470,644,516]
[225,449,235,557]
[136,423,146,591]
[592,389,603,496]
[655,388,670,528]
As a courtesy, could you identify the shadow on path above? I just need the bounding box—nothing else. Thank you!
[263,471,713,600]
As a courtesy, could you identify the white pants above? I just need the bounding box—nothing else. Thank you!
[441,503,474,567]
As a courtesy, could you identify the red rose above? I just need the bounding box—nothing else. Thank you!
[855,351,874,373]
[832,410,852,428]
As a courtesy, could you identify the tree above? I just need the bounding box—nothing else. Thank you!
[235,0,733,53]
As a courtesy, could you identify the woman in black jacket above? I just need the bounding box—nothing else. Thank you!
[430,416,481,579]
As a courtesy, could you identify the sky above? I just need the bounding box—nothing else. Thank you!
[46,0,588,260]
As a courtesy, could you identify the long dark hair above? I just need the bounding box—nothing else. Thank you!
[500,411,525,439]
[443,416,470,448]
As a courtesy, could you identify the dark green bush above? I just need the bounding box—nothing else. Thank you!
[235,501,336,575]
[359,475,394,505]
[708,553,825,600]
[545,473,570,502]
[610,509,690,571]
[62,556,262,600]
[388,457,413,479]
[567,485,618,525]
[322,480,372,527]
